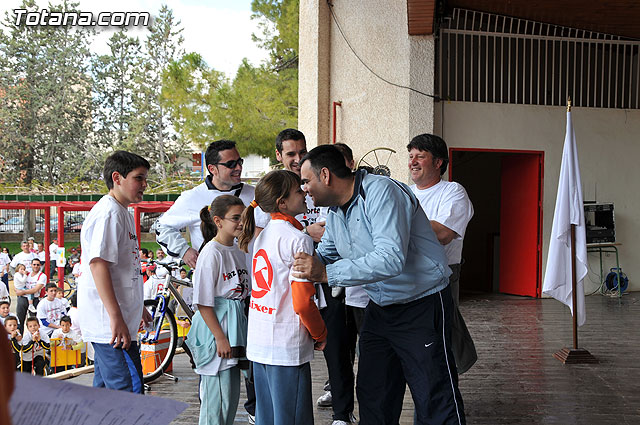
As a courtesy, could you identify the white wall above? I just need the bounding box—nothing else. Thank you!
[437,102,640,293]
[299,0,436,177]
[241,154,270,179]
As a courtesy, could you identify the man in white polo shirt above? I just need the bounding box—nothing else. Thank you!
[10,241,35,274]
[408,133,477,374]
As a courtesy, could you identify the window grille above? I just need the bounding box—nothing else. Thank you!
[437,8,640,109]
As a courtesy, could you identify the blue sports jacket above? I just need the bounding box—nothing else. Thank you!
[316,170,451,307]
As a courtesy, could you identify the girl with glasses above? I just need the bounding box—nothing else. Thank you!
[186,195,250,425]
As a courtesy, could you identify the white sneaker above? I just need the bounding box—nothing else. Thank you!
[28,305,36,314]
[247,413,255,424]
[332,415,357,425]
[316,390,332,407]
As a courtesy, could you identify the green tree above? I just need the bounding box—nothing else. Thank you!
[92,30,142,156]
[0,0,93,184]
[160,0,299,160]
[160,52,225,152]
[252,0,299,70]
[129,5,185,179]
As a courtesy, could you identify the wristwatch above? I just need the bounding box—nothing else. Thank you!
[302,227,309,235]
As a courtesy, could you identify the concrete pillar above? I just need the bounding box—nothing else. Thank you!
[299,0,331,148]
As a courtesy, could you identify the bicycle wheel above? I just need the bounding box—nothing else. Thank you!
[63,279,76,299]
[141,299,178,383]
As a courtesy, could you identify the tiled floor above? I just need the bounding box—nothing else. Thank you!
[65,292,640,424]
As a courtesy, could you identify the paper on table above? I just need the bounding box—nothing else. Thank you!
[10,373,187,425]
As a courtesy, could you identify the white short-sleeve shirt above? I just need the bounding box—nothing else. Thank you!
[411,180,474,264]
[36,297,67,336]
[10,251,36,273]
[193,240,249,307]
[77,195,144,343]
[51,328,81,345]
[0,252,10,271]
[26,272,47,299]
[0,284,8,303]
[144,275,166,301]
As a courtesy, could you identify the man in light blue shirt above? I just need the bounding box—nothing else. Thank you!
[294,145,466,425]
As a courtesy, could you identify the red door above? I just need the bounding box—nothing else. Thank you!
[499,154,542,297]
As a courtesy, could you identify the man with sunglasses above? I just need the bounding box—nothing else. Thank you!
[156,140,269,268]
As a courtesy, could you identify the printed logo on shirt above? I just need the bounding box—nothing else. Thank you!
[252,249,273,299]
[250,299,275,315]
[300,207,321,228]
[233,268,249,296]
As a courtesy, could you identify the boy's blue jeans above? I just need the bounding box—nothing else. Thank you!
[92,341,143,393]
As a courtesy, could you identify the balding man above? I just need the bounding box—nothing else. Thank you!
[295,145,466,425]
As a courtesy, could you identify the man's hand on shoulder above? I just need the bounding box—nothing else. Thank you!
[293,252,327,283]
[182,247,199,268]
[305,221,326,243]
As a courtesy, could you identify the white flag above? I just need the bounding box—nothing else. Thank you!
[542,111,587,326]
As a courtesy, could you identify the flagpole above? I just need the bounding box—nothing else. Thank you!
[552,98,597,364]
[567,98,579,350]
[571,224,578,349]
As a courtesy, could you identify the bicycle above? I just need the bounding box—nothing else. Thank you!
[139,261,194,384]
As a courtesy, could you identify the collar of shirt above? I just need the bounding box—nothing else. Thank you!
[270,212,303,231]
[335,169,365,214]
[204,175,243,193]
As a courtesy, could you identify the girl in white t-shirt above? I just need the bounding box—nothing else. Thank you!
[238,170,327,425]
[185,195,249,425]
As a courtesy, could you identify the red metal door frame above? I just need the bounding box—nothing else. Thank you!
[449,147,544,297]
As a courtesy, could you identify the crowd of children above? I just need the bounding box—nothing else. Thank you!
[2,282,88,375]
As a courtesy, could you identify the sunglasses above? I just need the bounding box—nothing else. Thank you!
[215,158,244,168]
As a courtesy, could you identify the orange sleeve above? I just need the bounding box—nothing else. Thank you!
[291,281,327,342]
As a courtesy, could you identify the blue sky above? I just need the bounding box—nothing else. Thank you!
[1,0,269,77]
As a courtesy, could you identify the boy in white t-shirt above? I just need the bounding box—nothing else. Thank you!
[4,316,22,369]
[143,264,168,301]
[77,151,151,393]
[178,268,193,308]
[0,301,18,326]
[20,316,50,375]
[36,283,67,337]
[55,287,71,311]
[51,316,82,350]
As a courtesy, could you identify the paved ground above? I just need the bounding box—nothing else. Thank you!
[62,291,640,424]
